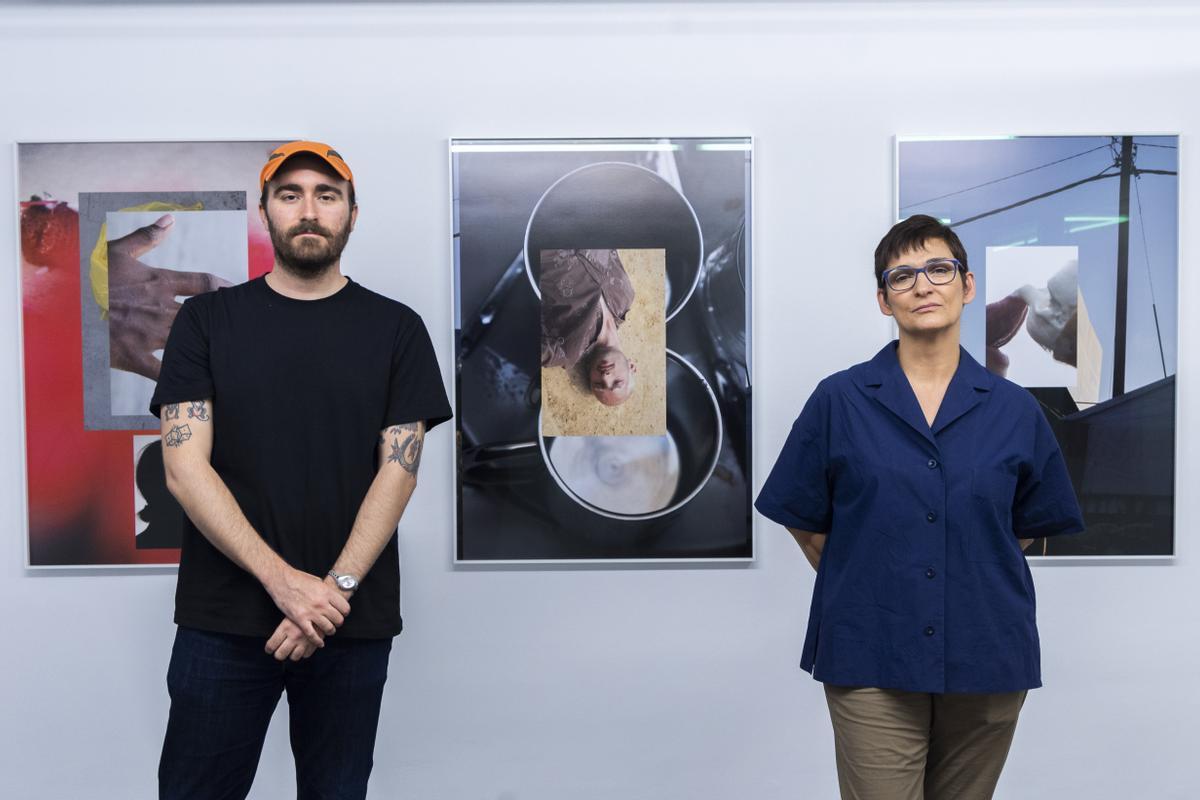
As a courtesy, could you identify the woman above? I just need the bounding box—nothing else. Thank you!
[755,215,1084,800]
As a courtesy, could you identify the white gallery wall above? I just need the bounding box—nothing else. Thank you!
[2,1,1198,798]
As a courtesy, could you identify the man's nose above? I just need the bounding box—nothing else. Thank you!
[299,194,319,219]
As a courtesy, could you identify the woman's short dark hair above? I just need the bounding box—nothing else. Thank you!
[874,215,968,290]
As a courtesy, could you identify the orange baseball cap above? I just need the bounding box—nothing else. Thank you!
[259,140,354,190]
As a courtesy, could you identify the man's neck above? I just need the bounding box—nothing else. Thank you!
[896,329,960,386]
[265,263,347,300]
[593,295,622,350]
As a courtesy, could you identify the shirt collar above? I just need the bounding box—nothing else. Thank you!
[861,341,994,445]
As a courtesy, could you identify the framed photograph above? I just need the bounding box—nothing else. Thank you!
[450,137,753,563]
[16,139,288,567]
[896,134,1178,558]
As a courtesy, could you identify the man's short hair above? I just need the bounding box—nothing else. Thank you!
[874,214,968,290]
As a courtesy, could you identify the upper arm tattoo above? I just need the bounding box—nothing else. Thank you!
[162,400,209,449]
[383,421,425,475]
[165,424,192,447]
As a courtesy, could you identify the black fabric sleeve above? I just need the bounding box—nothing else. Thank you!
[382,312,453,433]
[149,297,214,418]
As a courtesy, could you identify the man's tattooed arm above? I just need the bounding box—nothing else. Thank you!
[383,421,425,476]
[165,424,193,447]
[324,420,428,627]
[187,400,210,421]
[162,400,210,449]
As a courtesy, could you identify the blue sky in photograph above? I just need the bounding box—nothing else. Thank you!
[898,135,1178,401]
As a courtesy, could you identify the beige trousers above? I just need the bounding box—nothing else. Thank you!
[823,685,1027,800]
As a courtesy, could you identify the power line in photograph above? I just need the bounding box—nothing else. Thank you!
[941,136,1177,398]
[900,143,1110,211]
[1133,174,1168,380]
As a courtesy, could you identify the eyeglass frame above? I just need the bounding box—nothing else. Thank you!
[879,258,966,292]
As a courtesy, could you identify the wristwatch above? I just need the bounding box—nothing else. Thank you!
[327,570,360,593]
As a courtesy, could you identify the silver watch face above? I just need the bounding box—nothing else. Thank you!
[336,575,358,591]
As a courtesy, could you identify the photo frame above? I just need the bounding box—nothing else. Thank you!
[16,139,288,567]
[450,137,753,563]
[896,134,1179,558]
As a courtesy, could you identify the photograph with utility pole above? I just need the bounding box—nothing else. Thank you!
[898,134,1178,558]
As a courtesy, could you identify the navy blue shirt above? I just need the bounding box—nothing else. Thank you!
[755,342,1084,693]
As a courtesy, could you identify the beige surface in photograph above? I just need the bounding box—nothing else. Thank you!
[542,248,666,436]
[1070,293,1102,407]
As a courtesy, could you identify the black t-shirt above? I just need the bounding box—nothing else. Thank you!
[149,276,451,639]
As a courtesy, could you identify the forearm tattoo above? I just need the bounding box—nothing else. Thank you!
[187,401,210,421]
[164,424,192,448]
[384,422,424,475]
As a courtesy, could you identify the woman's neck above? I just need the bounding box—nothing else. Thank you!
[897,329,960,386]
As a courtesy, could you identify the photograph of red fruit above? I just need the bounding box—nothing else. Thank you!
[17,140,286,567]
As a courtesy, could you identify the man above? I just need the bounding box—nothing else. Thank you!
[539,247,638,406]
[151,141,451,799]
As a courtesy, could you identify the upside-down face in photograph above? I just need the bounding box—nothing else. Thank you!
[540,248,666,437]
[17,140,285,566]
[898,135,1178,557]
[452,138,752,562]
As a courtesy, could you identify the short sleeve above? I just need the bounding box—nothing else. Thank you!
[149,297,214,418]
[383,312,453,432]
[1013,409,1085,538]
[754,381,833,534]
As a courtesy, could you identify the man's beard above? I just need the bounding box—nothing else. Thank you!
[265,215,352,276]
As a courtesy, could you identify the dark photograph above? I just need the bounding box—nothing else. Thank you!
[452,138,753,562]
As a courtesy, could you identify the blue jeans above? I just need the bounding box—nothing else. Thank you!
[159,626,393,800]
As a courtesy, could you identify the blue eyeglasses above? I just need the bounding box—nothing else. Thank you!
[881,258,964,292]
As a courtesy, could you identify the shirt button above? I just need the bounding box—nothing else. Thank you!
[924,626,935,637]
[927,458,939,469]
[926,511,937,523]
[925,567,936,579]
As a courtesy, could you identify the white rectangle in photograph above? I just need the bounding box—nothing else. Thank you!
[984,245,1078,389]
